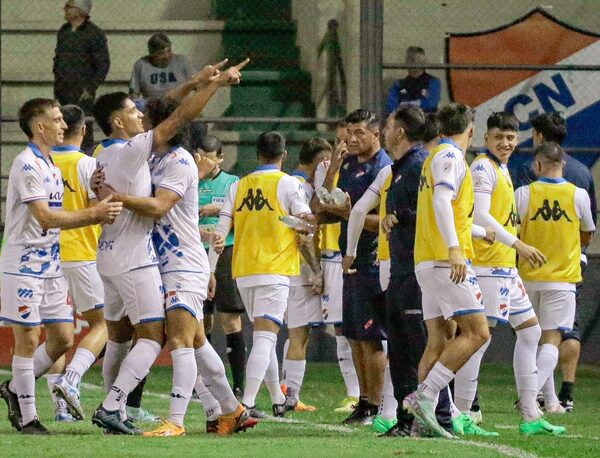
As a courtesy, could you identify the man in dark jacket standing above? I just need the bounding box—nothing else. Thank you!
[54,0,110,151]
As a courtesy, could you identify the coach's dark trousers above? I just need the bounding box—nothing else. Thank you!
[386,274,452,429]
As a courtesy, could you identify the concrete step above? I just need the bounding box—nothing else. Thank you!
[1,0,214,23]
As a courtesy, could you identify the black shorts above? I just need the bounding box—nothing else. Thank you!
[203,246,245,315]
[342,271,387,341]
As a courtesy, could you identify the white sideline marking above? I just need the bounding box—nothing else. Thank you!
[565,434,600,441]
[418,438,539,458]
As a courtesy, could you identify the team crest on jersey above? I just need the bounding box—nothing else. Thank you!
[18,306,31,319]
[236,188,274,211]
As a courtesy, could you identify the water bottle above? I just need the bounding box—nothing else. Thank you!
[316,187,334,205]
[331,188,348,206]
[279,215,316,234]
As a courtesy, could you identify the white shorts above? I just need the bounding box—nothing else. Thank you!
[0,274,71,326]
[379,259,391,292]
[101,266,164,325]
[478,275,536,328]
[63,262,104,314]
[237,283,289,326]
[416,266,485,321]
[526,286,576,331]
[286,284,323,329]
[320,251,343,326]
[165,291,204,322]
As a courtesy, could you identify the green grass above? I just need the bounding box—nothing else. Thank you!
[1,363,600,457]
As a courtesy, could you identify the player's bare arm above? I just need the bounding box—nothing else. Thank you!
[102,185,181,219]
[28,195,122,230]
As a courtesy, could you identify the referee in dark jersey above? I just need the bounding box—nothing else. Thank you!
[510,111,597,412]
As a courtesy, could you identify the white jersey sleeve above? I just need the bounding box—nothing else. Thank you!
[471,157,497,194]
[575,187,596,232]
[14,156,47,203]
[431,146,465,198]
[367,165,391,196]
[77,155,98,200]
[279,175,311,216]
[116,131,154,176]
[514,185,530,222]
[313,161,329,189]
[157,154,194,198]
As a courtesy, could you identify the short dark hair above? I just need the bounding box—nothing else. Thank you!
[423,112,441,143]
[345,109,379,129]
[336,119,348,129]
[93,92,129,136]
[406,46,425,56]
[299,137,332,165]
[144,98,186,147]
[184,120,208,152]
[487,111,519,132]
[18,98,60,139]
[198,135,222,156]
[148,33,171,55]
[438,103,474,136]
[531,112,567,145]
[257,131,286,161]
[61,104,86,138]
[535,141,564,166]
[393,106,426,142]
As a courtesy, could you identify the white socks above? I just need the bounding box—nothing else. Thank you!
[454,337,491,412]
[282,357,306,401]
[170,347,196,427]
[12,356,37,425]
[194,375,221,421]
[65,348,96,386]
[264,343,285,405]
[242,331,277,407]
[103,339,161,411]
[379,363,397,420]
[195,343,239,414]
[33,343,55,379]
[542,369,560,407]
[514,325,542,420]
[335,335,359,398]
[420,362,455,400]
[536,343,559,395]
[102,340,131,393]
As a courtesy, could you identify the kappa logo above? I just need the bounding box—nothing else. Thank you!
[530,199,572,222]
[504,205,519,227]
[17,288,33,299]
[491,267,512,276]
[418,175,430,192]
[62,179,75,193]
[474,164,485,172]
[236,188,274,211]
[21,164,35,172]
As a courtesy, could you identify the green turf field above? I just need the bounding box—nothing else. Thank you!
[1,362,599,457]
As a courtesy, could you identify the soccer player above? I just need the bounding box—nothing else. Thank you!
[312,120,360,413]
[281,137,331,412]
[97,97,253,436]
[461,111,565,436]
[196,134,247,398]
[404,103,492,438]
[208,131,316,417]
[515,142,595,419]
[512,112,597,412]
[0,98,121,434]
[45,105,109,422]
[334,109,392,424]
[89,59,247,435]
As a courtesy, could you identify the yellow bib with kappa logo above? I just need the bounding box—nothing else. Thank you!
[414,144,474,264]
[319,170,341,252]
[472,155,518,268]
[232,171,300,278]
[377,170,392,261]
[519,181,581,283]
[52,151,101,261]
